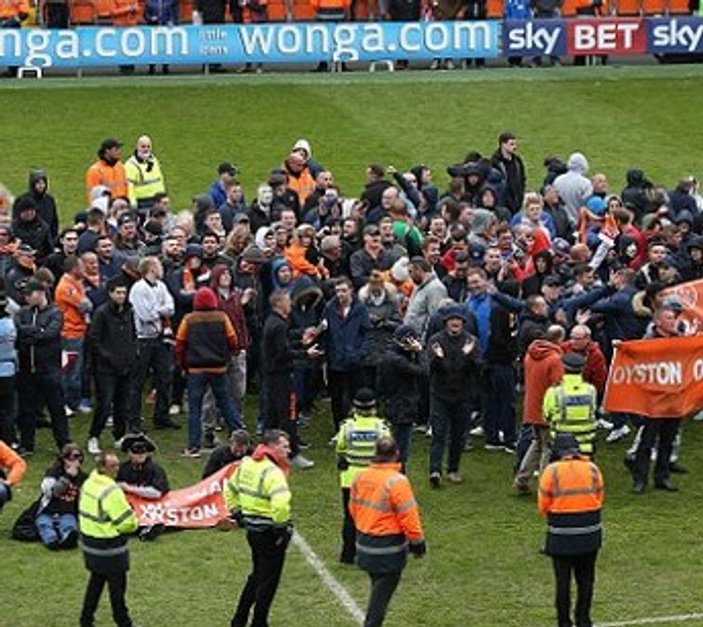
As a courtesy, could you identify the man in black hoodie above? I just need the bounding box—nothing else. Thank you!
[13,170,59,245]
[87,277,138,455]
[491,132,527,215]
[12,198,54,264]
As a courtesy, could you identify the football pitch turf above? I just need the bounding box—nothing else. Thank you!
[1,64,703,626]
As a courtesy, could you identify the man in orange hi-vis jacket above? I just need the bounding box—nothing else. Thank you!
[349,436,425,627]
[539,433,604,627]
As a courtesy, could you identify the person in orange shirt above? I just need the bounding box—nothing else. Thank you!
[0,0,29,77]
[0,440,27,512]
[538,433,604,627]
[282,152,315,207]
[85,139,128,204]
[54,256,92,415]
[349,436,426,627]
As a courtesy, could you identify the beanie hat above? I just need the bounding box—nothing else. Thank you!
[193,287,218,311]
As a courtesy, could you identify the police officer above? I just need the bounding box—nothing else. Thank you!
[225,429,293,627]
[349,436,426,627]
[543,353,598,457]
[79,451,139,627]
[335,388,391,564]
[538,433,604,627]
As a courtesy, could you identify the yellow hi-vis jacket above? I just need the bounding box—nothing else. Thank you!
[543,374,597,455]
[124,154,165,209]
[335,412,390,488]
[79,470,138,574]
[224,455,291,531]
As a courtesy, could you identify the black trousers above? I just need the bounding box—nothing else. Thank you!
[0,376,15,444]
[80,571,132,627]
[632,418,681,485]
[364,570,402,627]
[130,338,172,430]
[552,551,597,627]
[328,368,363,430]
[264,372,299,456]
[17,371,69,452]
[341,488,356,563]
[232,529,289,627]
[91,371,131,440]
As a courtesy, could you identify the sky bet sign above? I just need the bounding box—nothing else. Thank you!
[504,18,647,56]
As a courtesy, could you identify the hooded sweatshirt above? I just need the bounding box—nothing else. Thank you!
[553,153,593,227]
[12,170,59,244]
[210,264,249,350]
[522,339,564,425]
[174,287,237,372]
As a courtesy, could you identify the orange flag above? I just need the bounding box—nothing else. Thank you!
[603,336,703,419]
[661,279,703,336]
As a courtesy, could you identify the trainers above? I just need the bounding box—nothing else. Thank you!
[169,404,181,416]
[484,441,503,451]
[447,472,463,484]
[463,440,473,452]
[64,405,75,417]
[503,444,517,455]
[597,418,614,430]
[87,437,102,456]
[606,425,631,443]
[105,415,114,428]
[78,400,92,414]
[291,454,315,470]
[445,59,456,70]
[429,59,440,70]
[181,447,201,458]
[429,471,441,488]
[469,426,484,437]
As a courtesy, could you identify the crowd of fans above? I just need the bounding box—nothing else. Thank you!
[0,129,701,507]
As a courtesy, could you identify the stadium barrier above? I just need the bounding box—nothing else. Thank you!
[1,17,703,69]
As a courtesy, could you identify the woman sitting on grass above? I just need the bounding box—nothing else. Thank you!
[35,444,87,550]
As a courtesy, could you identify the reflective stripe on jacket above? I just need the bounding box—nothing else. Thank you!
[349,461,423,573]
[538,456,604,556]
[543,374,597,454]
[125,155,166,208]
[79,470,138,574]
[335,413,391,488]
[224,456,291,530]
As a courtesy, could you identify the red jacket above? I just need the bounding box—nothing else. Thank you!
[560,339,608,395]
[523,340,563,426]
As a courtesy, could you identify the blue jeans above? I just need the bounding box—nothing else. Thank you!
[392,424,412,467]
[187,372,243,448]
[0,482,10,512]
[484,364,516,446]
[430,396,471,475]
[35,512,77,547]
[62,337,84,410]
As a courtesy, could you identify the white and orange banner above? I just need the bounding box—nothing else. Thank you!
[603,336,703,418]
[126,462,237,529]
[661,278,703,335]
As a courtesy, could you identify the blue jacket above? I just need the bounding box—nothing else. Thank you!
[144,0,178,24]
[589,285,643,351]
[322,298,370,372]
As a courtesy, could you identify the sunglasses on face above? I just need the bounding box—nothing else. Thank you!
[67,453,83,462]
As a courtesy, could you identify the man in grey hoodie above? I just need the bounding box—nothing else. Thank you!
[553,152,593,227]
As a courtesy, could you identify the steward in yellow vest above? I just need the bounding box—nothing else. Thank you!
[78,452,138,627]
[543,352,597,456]
[335,388,391,564]
[124,135,166,213]
[224,430,293,627]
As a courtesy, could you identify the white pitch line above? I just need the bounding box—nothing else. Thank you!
[598,612,703,626]
[292,530,365,626]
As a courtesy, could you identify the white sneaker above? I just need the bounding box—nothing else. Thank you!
[597,418,614,430]
[445,59,456,70]
[693,410,703,422]
[469,426,484,437]
[87,437,102,455]
[291,454,315,470]
[429,59,440,70]
[105,416,114,428]
[64,405,75,417]
[606,425,631,443]
[169,404,181,416]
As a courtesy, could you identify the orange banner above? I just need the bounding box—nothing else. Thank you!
[661,279,703,336]
[603,336,703,418]
[126,462,237,528]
